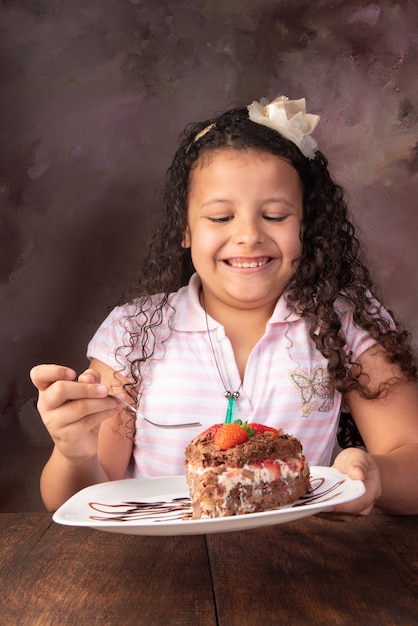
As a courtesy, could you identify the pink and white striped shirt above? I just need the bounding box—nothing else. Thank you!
[87,273,378,476]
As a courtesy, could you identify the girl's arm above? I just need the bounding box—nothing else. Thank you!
[31,360,133,511]
[333,345,418,515]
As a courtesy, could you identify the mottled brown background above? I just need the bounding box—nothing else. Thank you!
[1,0,417,510]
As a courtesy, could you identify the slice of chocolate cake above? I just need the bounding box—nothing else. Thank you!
[185,421,311,518]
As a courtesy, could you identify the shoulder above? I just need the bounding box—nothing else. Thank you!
[94,274,206,339]
[334,292,394,327]
[109,286,187,327]
[333,292,396,360]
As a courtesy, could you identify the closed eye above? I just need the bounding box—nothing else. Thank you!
[263,215,288,222]
[207,216,234,223]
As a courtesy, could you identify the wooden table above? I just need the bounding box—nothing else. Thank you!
[0,511,417,625]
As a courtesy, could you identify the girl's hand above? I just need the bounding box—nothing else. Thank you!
[329,447,382,519]
[30,363,122,463]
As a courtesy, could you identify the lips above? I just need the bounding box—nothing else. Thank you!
[224,257,272,269]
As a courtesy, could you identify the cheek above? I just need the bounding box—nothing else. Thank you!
[190,228,222,256]
[188,231,211,268]
[282,229,303,260]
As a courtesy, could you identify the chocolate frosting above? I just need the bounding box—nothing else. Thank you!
[185,431,304,469]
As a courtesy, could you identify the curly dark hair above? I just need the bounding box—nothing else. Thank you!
[119,106,417,448]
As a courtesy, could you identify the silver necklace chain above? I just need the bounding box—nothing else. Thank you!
[201,292,243,400]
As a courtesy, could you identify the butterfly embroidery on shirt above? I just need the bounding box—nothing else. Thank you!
[289,366,334,417]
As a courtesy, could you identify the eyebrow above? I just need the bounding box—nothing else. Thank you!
[262,197,297,209]
[199,197,297,210]
[199,197,297,211]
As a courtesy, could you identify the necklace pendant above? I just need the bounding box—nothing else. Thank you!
[225,395,235,424]
[224,390,241,423]
[224,390,240,400]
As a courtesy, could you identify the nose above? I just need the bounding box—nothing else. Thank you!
[233,215,264,246]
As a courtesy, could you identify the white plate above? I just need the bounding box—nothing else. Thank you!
[53,466,365,536]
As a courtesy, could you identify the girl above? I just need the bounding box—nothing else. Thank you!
[31,96,418,515]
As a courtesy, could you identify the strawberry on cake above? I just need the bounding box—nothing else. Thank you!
[185,420,311,518]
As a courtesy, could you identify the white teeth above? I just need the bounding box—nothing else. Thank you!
[229,259,269,268]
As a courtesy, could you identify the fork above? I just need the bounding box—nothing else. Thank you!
[108,394,201,429]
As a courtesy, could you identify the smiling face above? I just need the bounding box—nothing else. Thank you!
[183,148,304,322]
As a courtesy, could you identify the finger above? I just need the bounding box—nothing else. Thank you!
[53,399,123,432]
[30,364,76,392]
[37,378,109,415]
[344,463,366,482]
[78,368,102,385]
[332,447,368,480]
[40,395,123,433]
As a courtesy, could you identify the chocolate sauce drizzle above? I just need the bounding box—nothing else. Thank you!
[88,475,347,523]
[89,497,192,522]
[292,477,344,507]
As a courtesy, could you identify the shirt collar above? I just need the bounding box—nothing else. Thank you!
[170,273,299,332]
